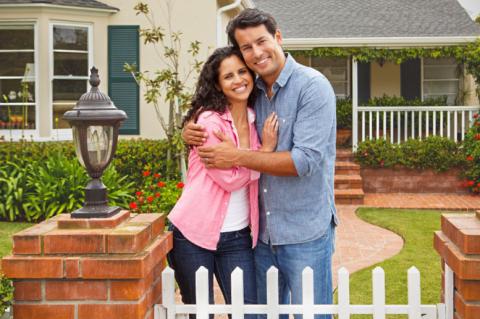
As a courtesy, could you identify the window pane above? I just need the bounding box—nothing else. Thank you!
[54,52,88,76]
[52,79,87,128]
[0,104,36,130]
[0,53,34,77]
[424,81,458,95]
[424,57,457,65]
[424,65,458,79]
[54,26,88,51]
[312,57,347,68]
[0,25,34,50]
[0,79,35,102]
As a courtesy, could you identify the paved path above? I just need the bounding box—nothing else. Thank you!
[364,193,480,211]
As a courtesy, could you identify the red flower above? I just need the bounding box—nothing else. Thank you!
[379,160,385,167]
[475,133,480,140]
[474,113,479,119]
[129,202,138,209]
[135,191,143,197]
[147,196,154,203]
[477,183,480,188]
[154,173,161,178]
[467,180,475,187]
[467,155,474,161]
[138,196,144,204]
[157,181,166,188]
[155,192,161,198]
[176,182,185,189]
[143,170,151,177]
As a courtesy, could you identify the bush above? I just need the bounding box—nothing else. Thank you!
[336,98,352,129]
[0,275,13,317]
[354,136,466,172]
[0,139,181,221]
[462,112,480,193]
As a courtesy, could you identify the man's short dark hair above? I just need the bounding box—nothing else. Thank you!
[226,8,278,48]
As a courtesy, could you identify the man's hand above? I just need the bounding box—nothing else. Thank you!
[197,131,238,169]
[182,120,208,146]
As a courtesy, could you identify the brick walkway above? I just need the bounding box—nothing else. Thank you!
[364,193,480,211]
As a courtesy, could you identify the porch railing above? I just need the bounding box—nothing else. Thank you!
[155,264,453,319]
[352,105,480,149]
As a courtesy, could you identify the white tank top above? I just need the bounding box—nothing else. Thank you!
[221,187,250,232]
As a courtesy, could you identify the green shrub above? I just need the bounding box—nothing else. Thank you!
[462,112,480,193]
[0,274,13,317]
[354,136,466,172]
[336,98,352,129]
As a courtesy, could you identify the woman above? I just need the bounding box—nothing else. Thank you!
[167,46,278,311]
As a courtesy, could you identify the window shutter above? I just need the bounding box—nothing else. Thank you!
[357,62,370,104]
[108,26,139,134]
[401,58,421,101]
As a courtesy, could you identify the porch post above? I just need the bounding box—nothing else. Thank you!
[352,56,358,151]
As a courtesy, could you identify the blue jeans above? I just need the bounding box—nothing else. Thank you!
[167,226,257,318]
[255,222,335,319]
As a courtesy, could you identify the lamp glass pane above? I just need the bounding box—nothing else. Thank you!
[72,126,86,168]
[86,125,113,169]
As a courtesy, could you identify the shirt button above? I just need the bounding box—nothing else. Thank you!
[266,211,271,216]
[263,189,267,193]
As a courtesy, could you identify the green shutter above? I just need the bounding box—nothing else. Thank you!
[108,26,140,135]
[401,59,421,101]
[357,62,371,104]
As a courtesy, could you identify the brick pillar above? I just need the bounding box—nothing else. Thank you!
[434,211,480,319]
[1,211,172,319]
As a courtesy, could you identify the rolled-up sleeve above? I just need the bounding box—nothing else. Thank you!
[291,76,336,177]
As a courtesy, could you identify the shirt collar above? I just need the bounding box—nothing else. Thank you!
[219,107,256,124]
[256,53,296,91]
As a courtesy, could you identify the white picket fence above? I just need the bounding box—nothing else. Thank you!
[154,263,454,319]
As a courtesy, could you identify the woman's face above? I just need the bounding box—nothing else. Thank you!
[217,55,254,104]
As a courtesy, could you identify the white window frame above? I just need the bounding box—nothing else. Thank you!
[49,22,93,140]
[421,57,460,105]
[309,56,350,100]
[0,21,39,141]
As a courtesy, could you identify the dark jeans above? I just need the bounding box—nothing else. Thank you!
[167,226,257,318]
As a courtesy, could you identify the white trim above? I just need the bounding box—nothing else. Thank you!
[0,3,117,14]
[216,0,242,47]
[282,36,480,49]
[53,49,89,54]
[241,0,255,8]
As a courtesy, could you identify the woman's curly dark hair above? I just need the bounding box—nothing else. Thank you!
[183,46,257,126]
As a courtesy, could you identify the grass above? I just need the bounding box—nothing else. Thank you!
[0,221,33,258]
[340,208,468,319]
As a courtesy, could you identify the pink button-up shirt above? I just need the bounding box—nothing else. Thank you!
[168,108,261,250]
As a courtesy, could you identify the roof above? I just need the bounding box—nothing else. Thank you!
[0,0,118,11]
[253,0,480,39]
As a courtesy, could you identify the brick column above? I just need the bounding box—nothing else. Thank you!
[434,211,480,319]
[1,211,172,319]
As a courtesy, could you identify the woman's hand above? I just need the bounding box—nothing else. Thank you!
[260,112,278,152]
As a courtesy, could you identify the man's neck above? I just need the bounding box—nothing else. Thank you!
[262,54,287,98]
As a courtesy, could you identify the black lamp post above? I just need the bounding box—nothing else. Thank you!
[63,67,127,218]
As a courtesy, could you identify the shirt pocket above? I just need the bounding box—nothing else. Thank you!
[276,116,294,151]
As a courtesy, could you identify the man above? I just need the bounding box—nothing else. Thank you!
[183,8,337,318]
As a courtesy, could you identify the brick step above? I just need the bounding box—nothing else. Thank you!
[335,189,365,205]
[335,161,360,175]
[336,149,354,162]
[335,175,363,189]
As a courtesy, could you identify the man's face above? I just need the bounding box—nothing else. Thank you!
[234,24,285,84]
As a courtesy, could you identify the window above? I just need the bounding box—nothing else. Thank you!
[0,24,36,132]
[311,57,349,99]
[51,24,91,129]
[423,58,460,105]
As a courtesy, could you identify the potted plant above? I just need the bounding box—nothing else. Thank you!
[336,98,352,146]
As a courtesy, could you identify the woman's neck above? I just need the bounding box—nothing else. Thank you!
[228,101,248,125]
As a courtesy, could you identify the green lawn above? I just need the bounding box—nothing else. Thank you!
[0,222,33,258]
[342,208,466,319]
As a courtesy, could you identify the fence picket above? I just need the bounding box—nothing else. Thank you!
[383,111,387,140]
[376,111,380,139]
[444,263,454,319]
[369,111,373,140]
[447,111,451,138]
[426,111,429,137]
[338,267,350,319]
[433,111,437,135]
[408,267,421,319]
[397,111,401,144]
[372,267,386,319]
[161,267,176,319]
[195,266,209,319]
[266,266,279,319]
[302,267,314,319]
[419,111,422,140]
[461,111,465,140]
[454,111,458,142]
[390,111,394,143]
[231,268,244,319]
[362,111,366,142]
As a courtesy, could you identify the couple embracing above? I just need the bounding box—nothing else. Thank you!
[167,8,337,319]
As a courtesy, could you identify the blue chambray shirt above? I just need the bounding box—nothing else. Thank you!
[255,54,338,245]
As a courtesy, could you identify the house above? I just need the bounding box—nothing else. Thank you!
[254,0,480,147]
[0,0,253,141]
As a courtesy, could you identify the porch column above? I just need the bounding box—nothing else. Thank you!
[352,56,358,151]
[434,212,480,319]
